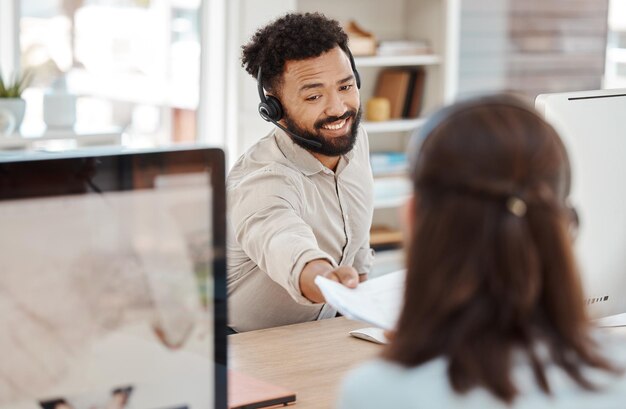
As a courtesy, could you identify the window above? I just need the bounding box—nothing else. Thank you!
[17,0,203,146]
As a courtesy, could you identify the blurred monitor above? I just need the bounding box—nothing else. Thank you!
[0,147,227,409]
[536,89,626,323]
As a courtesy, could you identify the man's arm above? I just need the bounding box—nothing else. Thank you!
[353,245,375,279]
[299,259,359,303]
[231,167,359,304]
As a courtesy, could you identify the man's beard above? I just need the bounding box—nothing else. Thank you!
[282,108,362,156]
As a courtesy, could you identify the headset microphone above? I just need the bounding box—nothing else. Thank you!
[266,116,323,149]
[257,67,323,149]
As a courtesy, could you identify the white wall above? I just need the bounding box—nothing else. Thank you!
[457,0,509,97]
[227,0,296,168]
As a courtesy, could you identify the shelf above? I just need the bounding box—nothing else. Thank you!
[372,171,408,179]
[370,226,403,248]
[354,54,441,67]
[363,118,426,134]
[374,194,411,209]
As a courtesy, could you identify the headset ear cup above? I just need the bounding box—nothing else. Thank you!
[257,65,284,122]
[258,102,272,122]
[265,95,283,122]
[258,96,283,122]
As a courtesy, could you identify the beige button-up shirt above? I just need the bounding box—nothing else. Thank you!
[227,126,374,332]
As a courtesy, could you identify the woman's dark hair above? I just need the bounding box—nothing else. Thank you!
[383,94,617,403]
[241,12,349,93]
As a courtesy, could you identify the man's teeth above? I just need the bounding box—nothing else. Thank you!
[322,119,346,130]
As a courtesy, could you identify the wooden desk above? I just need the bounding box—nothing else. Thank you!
[229,317,381,409]
[229,317,626,409]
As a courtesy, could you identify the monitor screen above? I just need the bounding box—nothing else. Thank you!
[0,147,227,409]
[536,89,626,321]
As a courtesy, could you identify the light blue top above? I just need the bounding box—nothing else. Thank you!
[338,332,626,409]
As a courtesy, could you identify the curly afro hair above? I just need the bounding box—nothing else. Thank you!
[241,12,349,94]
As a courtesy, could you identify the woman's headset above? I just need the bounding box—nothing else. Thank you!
[411,94,579,232]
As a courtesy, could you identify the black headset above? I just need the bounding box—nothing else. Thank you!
[411,94,579,230]
[257,47,361,123]
[414,95,572,197]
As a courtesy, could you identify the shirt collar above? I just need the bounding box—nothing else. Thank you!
[273,127,356,176]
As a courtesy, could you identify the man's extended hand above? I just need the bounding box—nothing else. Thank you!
[299,259,361,303]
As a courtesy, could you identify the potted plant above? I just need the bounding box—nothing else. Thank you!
[0,71,31,134]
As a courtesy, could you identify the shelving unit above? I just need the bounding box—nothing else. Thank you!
[339,0,459,256]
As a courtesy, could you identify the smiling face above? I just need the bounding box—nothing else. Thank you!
[276,46,361,159]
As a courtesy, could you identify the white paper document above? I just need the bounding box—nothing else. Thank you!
[315,270,406,330]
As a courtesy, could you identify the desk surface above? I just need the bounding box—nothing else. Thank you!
[229,318,626,409]
[229,317,381,409]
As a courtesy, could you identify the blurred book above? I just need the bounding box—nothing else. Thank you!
[228,370,296,409]
[370,152,408,176]
[377,40,431,56]
[407,68,426,118]
[374,69,411,119]
[373,176,411,202]
[370,225,403,249]
[374,68,426,119]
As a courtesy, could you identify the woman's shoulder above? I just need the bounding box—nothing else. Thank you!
[582,329,626,384]
[594,328,626,354]
[337,332,626,409]
[507,330,626,407]
[337,358,450,409]
[342,356,447,386]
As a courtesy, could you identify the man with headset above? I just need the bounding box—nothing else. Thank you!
[227,12,374,332]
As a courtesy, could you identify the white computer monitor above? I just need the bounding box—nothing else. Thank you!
[536,89,626,323]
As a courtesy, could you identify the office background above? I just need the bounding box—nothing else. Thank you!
[0,0,624,273]
[0,0,623,154]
